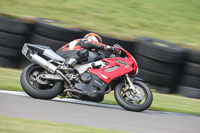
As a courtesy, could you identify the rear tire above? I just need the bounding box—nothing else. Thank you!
[20,64,63,100]
[114,80,153,112]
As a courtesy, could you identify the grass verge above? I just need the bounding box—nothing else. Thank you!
[0,67,200,116]
[0,116,127,133]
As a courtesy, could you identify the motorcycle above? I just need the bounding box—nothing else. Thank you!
[20,43,153,112]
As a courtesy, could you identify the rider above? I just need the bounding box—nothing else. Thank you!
[56,32,121,66]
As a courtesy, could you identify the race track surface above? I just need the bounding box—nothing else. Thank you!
[0,92,200,133]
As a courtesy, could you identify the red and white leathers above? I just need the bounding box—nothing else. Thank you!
[56,34,120,66]
[58,39,107,51]
[56,39,110,65]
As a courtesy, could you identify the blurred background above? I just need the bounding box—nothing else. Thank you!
[0,0,200,117]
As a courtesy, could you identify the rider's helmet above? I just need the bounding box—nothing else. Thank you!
[84,33,102,43]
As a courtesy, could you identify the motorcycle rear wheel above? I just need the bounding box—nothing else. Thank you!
[20,64,63,100]
[114,80,153,112]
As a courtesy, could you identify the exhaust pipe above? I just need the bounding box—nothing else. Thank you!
[31,54,72,87]
[31,54,57,73]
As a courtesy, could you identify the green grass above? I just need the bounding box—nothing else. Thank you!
[0,0,200,48]
[0,68,23,91]
[0,116,127,133]
[0,67,200,116]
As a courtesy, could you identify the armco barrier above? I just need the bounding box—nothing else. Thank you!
[0,15,200,99]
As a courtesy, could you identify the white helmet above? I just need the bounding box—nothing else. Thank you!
[84,33,102,43]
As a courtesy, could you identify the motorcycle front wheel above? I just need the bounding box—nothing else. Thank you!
[20,64,63,100]
[114,80,153,112]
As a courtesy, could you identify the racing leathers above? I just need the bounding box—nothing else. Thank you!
[56,39,119,66]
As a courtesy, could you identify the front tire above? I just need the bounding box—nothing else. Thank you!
[114,80,153,112]
[20,64,63,100]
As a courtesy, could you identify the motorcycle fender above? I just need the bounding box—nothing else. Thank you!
[131,77,144,82]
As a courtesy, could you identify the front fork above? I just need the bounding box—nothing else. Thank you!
[125,74,137,93]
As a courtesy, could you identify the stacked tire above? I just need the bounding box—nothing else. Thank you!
[177,49,200,99]
[20,21,83,68]
[0,16,31,68]
[134,37,186,93]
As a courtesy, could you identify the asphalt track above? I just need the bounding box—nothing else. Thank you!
[0,91,200,133]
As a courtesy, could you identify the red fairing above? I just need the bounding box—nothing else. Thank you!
[89,47,138,84]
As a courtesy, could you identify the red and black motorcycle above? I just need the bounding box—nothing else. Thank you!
[21,43,153,112]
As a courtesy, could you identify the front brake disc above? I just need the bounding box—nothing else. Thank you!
[125,86,144,101]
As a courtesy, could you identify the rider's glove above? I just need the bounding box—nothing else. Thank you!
[106,46,116,52]
[106,46,121,55]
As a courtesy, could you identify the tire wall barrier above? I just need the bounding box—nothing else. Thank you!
[0,16,32,68]
[0,15,200,99]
